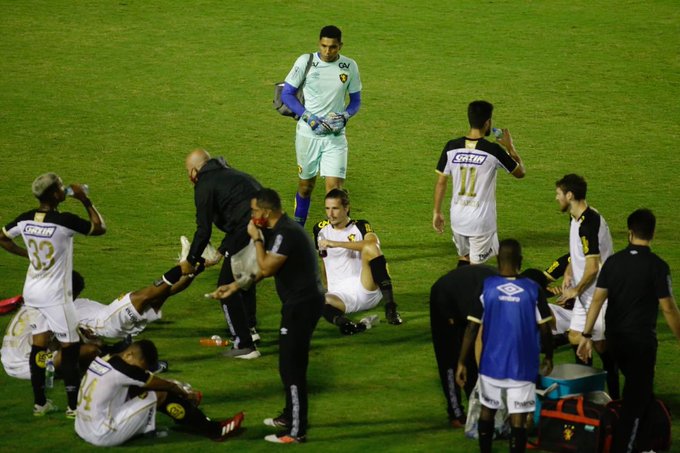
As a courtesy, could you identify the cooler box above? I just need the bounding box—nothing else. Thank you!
[534,364,607,425]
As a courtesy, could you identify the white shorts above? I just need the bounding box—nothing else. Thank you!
[75,295,161,339]
[328,277,382,315]
[569,300,607,341]
[296,125,348,179]
[479,374,536,415]
[550,304,572,335]
[76,392,157,447]
[27,304,79,343]
[452,231,498,264]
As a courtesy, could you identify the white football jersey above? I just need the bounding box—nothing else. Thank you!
[313,219,376,293]
[3,210,91,308]
[1,305,35,379]
[436,137,518,236]
[76,355,153,436]
[285,52,361,137]
[569,206,613,306]
[75,294,161,339]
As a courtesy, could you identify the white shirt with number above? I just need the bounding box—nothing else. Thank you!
[3,210,92,307]
[1,305,36,379]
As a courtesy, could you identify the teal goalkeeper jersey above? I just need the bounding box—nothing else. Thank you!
[285,53,361,134]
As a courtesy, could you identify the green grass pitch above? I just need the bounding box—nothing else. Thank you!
[0,1,679,451]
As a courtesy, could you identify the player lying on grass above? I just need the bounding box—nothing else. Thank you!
[312,189,402,335]
[75,339,244,446]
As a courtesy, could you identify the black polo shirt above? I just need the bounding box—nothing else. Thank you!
[430,265,498,323]
[266,214,324,305]
[597,244,672,341]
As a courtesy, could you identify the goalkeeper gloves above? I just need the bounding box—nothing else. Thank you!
[326,111,350,134]
[302,111,332,135]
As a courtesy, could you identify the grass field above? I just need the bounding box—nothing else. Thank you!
[1,1,679,451]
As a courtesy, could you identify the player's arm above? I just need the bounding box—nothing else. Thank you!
[455,320,481,387]
[496,129,525,178]
[537,291,554,375]
[183,188,214,274]
[576,286,608,361]
[660,296,680,342]
[561,255,599,302]
[144,375,201,404]
[322,231,379,251]
[281,82,306,118]
[433,172,448,233]
[70,184,106,236]
[0,229,28,258]
[247,220,286,277]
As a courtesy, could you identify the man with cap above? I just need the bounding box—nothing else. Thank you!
[0,173,106,417]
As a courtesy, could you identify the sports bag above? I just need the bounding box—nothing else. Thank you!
[538,395,606,452]
[273,53,314,120]
[600,399,672,452]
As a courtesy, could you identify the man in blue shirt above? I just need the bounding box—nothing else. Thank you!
[456,239,553,453]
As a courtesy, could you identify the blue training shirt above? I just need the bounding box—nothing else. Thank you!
[470,275,552,382]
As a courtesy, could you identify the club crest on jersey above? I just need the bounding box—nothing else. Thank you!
[497,282,524,302]
[339,73,348,83]
[453,152,487,165]
[347,234,356,242]
[23,224,56,238]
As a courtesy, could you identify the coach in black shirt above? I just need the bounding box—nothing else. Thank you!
[578,209,680,452]
[183,149,261,358]
[209,188,324,444]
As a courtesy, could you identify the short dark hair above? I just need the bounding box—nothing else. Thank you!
[627,208,656,240]
[520,268,549,291]
[320,25,342,41]
[134,339,159,371]
[325,188,350,208]
[555,174,587,200]
[255,188,282,211]
[72,271,85,299]
[467,101,493,129]
[497,238,523,269]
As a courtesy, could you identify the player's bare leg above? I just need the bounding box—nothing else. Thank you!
[324,176,343,194]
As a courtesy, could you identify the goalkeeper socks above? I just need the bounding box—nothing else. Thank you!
[369,256,394,305]
[29,345,48,406]
[510,427,528,453]
[60,344,81,410]
[478,419,494,453]
[294,192,311,226]
[159,393,220,436]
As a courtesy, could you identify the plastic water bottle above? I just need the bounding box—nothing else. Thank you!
[45,356,55,389]
[199,335,229,347]
[492,128,503,139]
[65,184,90,197]
[317,231,328,257]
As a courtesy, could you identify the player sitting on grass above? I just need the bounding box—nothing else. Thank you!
[75,339,244,446]
[313,189,402,335]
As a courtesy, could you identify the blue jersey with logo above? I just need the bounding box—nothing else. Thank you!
[475,276,552,382]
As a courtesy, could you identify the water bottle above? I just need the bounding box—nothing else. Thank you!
[492,128,503,139]
[65,184,90,197]
[317,231,328,258]
[199,335,229,347]
[45,355,55,389]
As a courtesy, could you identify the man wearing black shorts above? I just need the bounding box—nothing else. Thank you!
[209,188,324,444]
[578,209,680,452]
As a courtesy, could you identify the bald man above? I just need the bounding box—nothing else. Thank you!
[181,149,263,359]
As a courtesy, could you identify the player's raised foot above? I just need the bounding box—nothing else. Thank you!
[65,407,77,419]
[263,413,290,429]
[339,321,366,335]
[179,235,191,262]
[385,303,403,325]
[359,315,380,330]
[33,399,59,417]
[250,327,261,343]
[212,411,245,442]
[264,433,306,444]
[222,346,261,360]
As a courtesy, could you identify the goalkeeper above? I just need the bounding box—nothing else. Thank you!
[281,25,362,226]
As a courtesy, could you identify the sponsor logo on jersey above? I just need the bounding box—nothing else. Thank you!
[89,359,112,376]
[452,152,487,165]
[580,236,590,254]
[125,306,141,324]
[339,73,348,83]
[497,282,524,302]
[481,393,500,406]
[338,62,351,69]
[23,224,56,238]
[514,400,535,409]
[317,220,330,229]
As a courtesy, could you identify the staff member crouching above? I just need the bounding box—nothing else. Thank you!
[75,338,244,446]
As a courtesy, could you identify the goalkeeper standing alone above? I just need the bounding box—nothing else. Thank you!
[281,25,362,226]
